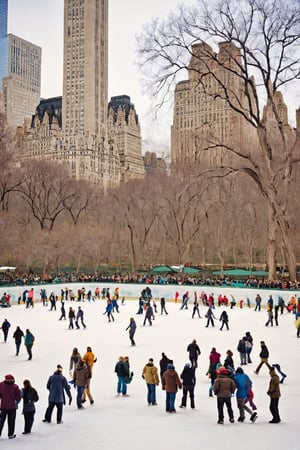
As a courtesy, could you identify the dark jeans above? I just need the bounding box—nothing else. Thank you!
[147,383,156,404]
[117,376,127,395]
[189,356,198,368]
[166,392,176,412]
[181,385,195,408]
[0,409,16,437]
[24,411,35,433]
[129,331,135,345]
[44,402,63,423]
[206,317,214,327]
[76,385,85,408]
[270,397,281,422]
[15,341,21,355]
[217,397,234,421]
[26,344,33,360]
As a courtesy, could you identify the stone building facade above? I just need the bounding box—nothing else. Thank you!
[107,95,144,182]
[0,33,41,129]
[171,42,250,168]
[21,0,144,187]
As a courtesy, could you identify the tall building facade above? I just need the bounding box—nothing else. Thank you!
[0,0,41,128]
[0,0,8,82]
[23,0,144,186]
[62,0,108,137]
[107,95,144,182]
[171,42,248,168]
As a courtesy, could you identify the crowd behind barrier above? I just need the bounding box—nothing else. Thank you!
[0,271,299,290]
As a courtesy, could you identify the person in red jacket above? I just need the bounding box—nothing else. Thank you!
[0,374,21,439]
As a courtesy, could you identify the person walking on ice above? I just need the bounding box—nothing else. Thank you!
[254,341,270,375]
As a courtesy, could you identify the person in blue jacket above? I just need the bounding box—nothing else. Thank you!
[234,367,257,423]
[43,365,72,424]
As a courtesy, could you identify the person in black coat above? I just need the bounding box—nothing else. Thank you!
[143,303,154,326]
[179,363,196,409]
[160,297,168,315]
[159,353,172,384]
[254,341,270,374]
[12,326,24,356]
[1,319,11,343]
[21,379,39,434]
[219,310,229,330]
[187,339,201,368]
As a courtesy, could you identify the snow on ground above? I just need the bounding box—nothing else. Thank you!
[0,287,299,450]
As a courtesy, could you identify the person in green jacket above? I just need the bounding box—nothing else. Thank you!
[24,329,35,360]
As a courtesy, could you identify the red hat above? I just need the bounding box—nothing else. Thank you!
[5,374,15,382]
[217,366,228,375]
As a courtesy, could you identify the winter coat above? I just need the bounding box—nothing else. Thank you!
[213,375,236,397]
[46,371,71,404]
[267,372,281,398]
[160,356,172,377]
[0,380,21,409]
[115,360,129,378]
[24,332,35,346]
[237,339,246,353]
[1,320,10,333]
[145,305,154,318]
[224,356,235,371]
[142,363,159,385]
[209,350,221,365]
[69,353,81,372]
[234,373,252,398]
[73,363,90,387]
[187,342,201,358]
[126,321,137,335]
[82,351,97,368]
[162,369,182,393]
[259,344,269,359]
[13,327,24,343]
[180,367,196,386]
[22,387,38,413]
[220,311,228,322]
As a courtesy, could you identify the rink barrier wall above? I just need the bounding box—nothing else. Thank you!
[1,282,298,306]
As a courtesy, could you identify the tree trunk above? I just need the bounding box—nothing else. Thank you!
[266,205,276,280]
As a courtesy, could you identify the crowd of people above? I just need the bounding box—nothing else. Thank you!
[0,283,298,441]
[1,270,300,290]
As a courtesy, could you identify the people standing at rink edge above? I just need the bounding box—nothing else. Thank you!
[21,379,39,434]
[0,374,21,439]
[142,358,159,405]
[43,364,72,424]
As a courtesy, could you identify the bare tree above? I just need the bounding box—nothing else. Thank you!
[0,114,24,211]
[17,160,79,231]
[137,0,300,279]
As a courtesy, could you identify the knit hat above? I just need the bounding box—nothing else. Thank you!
[5,374,15,382]
[167,363,175,370]
[217,366,228,375]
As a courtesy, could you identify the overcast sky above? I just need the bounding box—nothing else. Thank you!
[7,0,299,147]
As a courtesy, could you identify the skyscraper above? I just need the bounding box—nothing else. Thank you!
[171,42,246,167]
[0,0,41,128]
[0,0,8,90]
[62,0,108,137]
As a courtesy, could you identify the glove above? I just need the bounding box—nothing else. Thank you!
[94,357,97,363]
[69,397,72,405]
